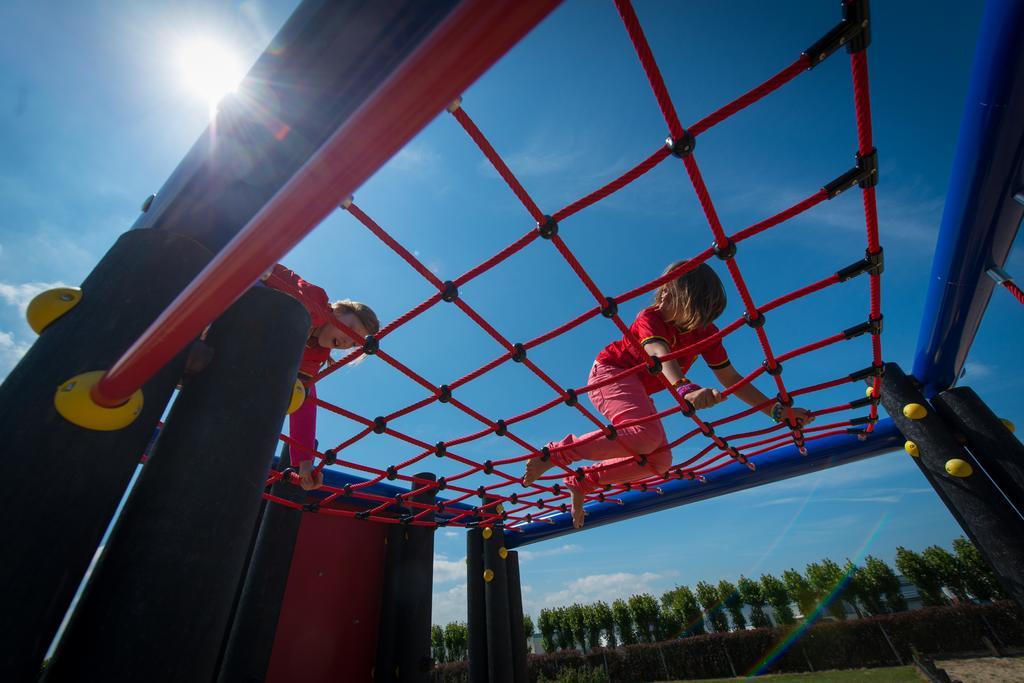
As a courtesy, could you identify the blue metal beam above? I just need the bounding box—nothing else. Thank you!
[913,0,1024,396]
[504,418,902,548]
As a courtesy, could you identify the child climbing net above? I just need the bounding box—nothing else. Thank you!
[263,0,884,534]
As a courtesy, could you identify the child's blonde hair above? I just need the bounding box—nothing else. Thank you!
[332,300,380,336]
[654,260,727,332]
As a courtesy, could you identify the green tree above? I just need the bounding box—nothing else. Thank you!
[760,573,795,625]
[695,581,728,633]
[805,559,848,619]
[857,556,892,614]
[555,606,575,650]
[662,585,705,637]
[582,603,602,650]
[896,546,947,607]
[952,536,1004,601]
[718,579,746,631]
[737,576,771,628]
[593,600,616,647]
[523,614,535,642]
[782,569,817,618]
[923,545,969,601]
[443,622,468,661]
[538,609,557,653]
[431,624,446,663]
[612,598,636,645]
[565,603,586,650]
[627,593,660,642]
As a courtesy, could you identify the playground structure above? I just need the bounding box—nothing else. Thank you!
[0,0,1022,681]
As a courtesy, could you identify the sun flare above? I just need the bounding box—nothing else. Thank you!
[176,38,245,117]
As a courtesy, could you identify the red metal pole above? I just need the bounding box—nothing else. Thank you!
[92,0,562,407]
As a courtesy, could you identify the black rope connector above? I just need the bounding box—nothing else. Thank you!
[623,482,632,492]
[843,315,884,339]
[538,215,559,239]
[563,388,578,407]
[355,510,370,520]
[560,504,569,514]
[763,359,783,376]
[525,513,533,523]
[601,297,618,319]
[540,446,551,462]
[713,238,737,260]
[324,448,338,465]
[575,468,586,481]
[744,310,765,328]
[825,148,880,198]
[639,483,648,492]
[803,0,870,69]
[435,442,447,458]
[362,335,379,355]
[511,343,527,363]
[646,355,663,375]
[604,424,618,440]
[665,130,695,158]
[386,466,398,480]
[637,455,648,466]
[399,514,413,525]
[342,484,353,496]
[441,280,459,303]
[700,423,715,437]
[394,493,404,504]
[437,384,452,403]
[437,476,447,490]
[681,400,696,417]
[849,395,877,409]
[303,502,320,513]
[477,486,487,498]
[597,493,606,502]
[552,484,562,495]
[849,362,885,382]
[509,493,519,504]
[494,419,507,437]
[850,415,878,426]
[373,416,388,434]
[835,246,884,282]
[776,392,794,408]
[483,460,494,475]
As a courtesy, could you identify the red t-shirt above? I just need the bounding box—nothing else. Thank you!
[266,264,331,379]
[595,307,730,394]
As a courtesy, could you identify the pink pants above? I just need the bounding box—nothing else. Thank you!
[288,382,317,466]
[549,362,672,493]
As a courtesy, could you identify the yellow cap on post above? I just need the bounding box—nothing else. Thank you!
[287,380,306,415]
[865,386,876,398]
[483,569,494,583]
[904,441,919,457]
[26,287,82,334]
[498,547,508,559]
[54,371,143,431]
[903,403,927,420]
[1001,418,1016,434]
[482,527,493,540]
[945,459,973,478]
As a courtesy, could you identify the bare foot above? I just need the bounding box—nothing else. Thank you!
[571,488,585,529]
[523,454,555,486]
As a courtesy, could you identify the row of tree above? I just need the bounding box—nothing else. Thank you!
[430,537,1003,661]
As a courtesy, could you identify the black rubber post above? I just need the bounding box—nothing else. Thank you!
[43,286,310,682]
[466,528,488,683]
[483,525,514,683]
[0,229,212,681]
[375,522,406,681]
[506,551,529,683]
[396,473,437,681]
[879,363,1024,608]
[216,448,306,683]
[932,386,1024,514]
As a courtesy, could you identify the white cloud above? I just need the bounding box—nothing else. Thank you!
[518,543,582,562]
[537,571,670,609]
[962,361,994,379]
[434,553,466,584]
[0,280,68,313]
[433,582,468,626]
[0,331,30,379]
[443,530,459,539]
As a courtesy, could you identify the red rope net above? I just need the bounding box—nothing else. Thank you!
[264,0,885,531]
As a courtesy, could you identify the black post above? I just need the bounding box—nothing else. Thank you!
[931,386,1024,514]
[466,528,487,683]
[0,229,212,681]
[396,474,437,681]
[375,523,405,681]
[506,551,529,683]
[43,286,310,682]
[216,449,307,683]
[879,363,1024,608]
[483,525,514,683]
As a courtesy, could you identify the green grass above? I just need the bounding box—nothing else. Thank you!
[674,666,921,682]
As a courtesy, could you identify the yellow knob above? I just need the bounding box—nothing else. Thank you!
[54,371,143,431]
[903,403,927,420]
[287,379,306,415]
[482,527,493,540]
[483,569,494,582]
[26,287,82,334]
[865,386,876,398]
[1001,418,1016,434]
[904,441,919,457]
[498,547,508,559]
[945,459,973,478]
[495,503,506,514]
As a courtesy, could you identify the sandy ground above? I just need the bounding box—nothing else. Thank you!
[934,656,1024,682]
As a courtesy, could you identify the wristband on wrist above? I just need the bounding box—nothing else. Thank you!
[675,381,702,396]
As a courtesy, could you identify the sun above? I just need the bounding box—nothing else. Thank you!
[176,38,245,117]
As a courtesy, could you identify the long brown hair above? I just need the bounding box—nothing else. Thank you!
[654,260,727,332]
[333,299,380,336]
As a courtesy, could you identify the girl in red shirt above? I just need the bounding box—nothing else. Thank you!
[264,264,379,490]
[523,261,813,528]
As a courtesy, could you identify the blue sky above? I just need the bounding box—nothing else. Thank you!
[2,1,1021,628]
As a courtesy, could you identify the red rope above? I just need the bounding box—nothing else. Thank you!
[1001,279,1024,305]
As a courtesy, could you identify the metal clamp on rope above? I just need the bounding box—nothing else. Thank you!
[837,247,884,281]
[803,0,870,68]
[825,148,879,198]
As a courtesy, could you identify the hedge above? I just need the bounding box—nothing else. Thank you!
[432,601,1024,682]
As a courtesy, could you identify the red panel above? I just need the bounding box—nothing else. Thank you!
[265,513,387,683]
